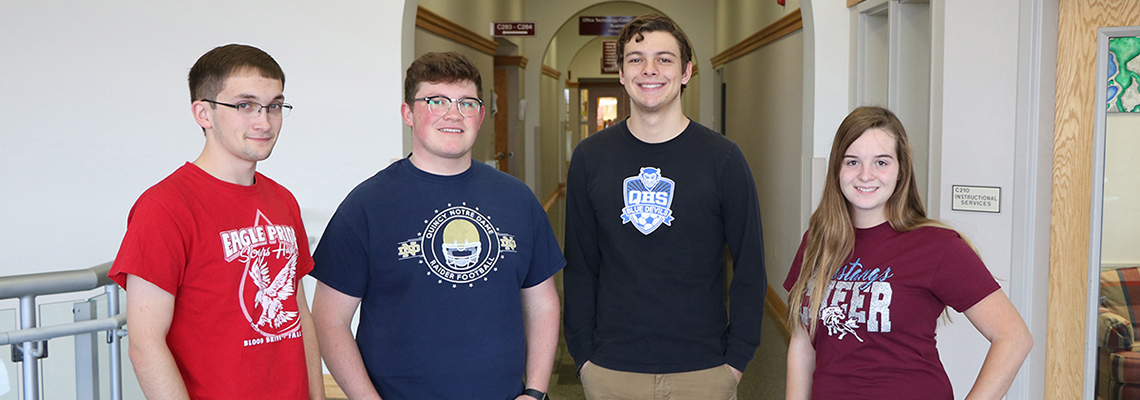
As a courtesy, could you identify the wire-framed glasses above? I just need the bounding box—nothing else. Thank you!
[412,96,483,117]
[200,99,292,119]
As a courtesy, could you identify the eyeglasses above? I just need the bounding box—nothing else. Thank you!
[200,99,292,119]
[412,96,483,117]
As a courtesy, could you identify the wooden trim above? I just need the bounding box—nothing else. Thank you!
[766,285,791,344]
[565,80,579,88]
[324,374,346,400]
[1048,1,1140,399]
[494,55,528,69]
[542,183,566,212]
[847,0,865,7]
[577,77,620,85]
[494,69,510,173]
[542,64,561,79]
[710,9,802,67]
[415,6,497,56]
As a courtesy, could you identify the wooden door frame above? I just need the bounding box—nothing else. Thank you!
[1048,1,1140,399]
[578,78,630,137]
[494,68,510,173]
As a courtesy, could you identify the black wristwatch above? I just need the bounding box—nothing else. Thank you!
[522,388,548,400]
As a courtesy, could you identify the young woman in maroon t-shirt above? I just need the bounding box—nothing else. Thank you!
[784,106,1032,399]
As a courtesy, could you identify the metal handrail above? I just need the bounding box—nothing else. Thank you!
[0,313,126,346]
[0,262,114,299]
[0,262,124,400]
[542,182,566,213]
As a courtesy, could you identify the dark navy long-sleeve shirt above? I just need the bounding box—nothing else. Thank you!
[563,119,767,374]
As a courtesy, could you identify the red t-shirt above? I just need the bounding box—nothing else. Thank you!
[110,163,313,399]
[783,222,999,400]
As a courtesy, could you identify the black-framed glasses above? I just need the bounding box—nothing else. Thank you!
[200,99,292,119]
[412,96,483,117]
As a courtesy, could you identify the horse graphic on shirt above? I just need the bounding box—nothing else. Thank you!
[821,305,864,342]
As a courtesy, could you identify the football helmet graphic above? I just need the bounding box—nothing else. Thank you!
[441,219,482,270]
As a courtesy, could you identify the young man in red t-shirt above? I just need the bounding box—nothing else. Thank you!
[109,44,323,399]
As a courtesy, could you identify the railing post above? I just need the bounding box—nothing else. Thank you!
[107,284,123,400]
[74,300,98,400]
[19,295,39,400]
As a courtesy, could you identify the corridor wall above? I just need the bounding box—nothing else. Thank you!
[713,0,805,318]
[720,32,806,312]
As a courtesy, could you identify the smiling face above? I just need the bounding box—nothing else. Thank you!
[619,30,692,114]
[402,80,484,174]
[839,128,900,228]
[195,69,285,168]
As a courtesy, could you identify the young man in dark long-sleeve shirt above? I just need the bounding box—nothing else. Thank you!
[563,13,767,400]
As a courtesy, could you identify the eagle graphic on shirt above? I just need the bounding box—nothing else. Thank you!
[249,256,298,329]
[224,210,305,343]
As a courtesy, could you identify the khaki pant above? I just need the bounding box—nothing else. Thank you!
[580,362,739,400]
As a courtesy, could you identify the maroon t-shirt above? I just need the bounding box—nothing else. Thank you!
[783,222,999,400]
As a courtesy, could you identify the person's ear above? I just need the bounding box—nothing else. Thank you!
[192,101,214,131]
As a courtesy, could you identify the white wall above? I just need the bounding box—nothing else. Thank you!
[935,1,1021,397]
[801,0,850,227]
[0,0,407,395]
[1,0,406,275]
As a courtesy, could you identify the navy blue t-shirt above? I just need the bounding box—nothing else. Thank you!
[311,159,565,400]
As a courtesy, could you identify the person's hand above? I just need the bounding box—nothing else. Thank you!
[730,366,743,382]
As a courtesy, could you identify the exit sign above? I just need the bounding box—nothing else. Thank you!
[491,22,535,37]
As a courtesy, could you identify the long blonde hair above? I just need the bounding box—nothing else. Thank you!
[787,106,962,336]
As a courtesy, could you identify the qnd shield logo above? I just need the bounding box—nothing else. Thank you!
[621,167,675,235]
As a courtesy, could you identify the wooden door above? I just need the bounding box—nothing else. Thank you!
[577,79,629,139]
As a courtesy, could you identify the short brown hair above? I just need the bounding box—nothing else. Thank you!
[616,14,693,70]
[188,44,285,103]
[404,52,483,104]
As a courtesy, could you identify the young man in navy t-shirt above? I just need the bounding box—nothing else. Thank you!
[311,52,563,400]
